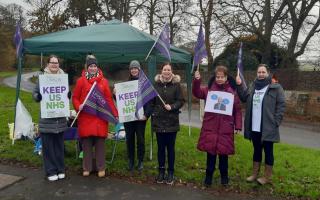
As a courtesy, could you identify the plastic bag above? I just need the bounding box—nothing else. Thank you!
[13,99,35,139]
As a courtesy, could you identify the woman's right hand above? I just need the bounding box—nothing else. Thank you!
[236,71,242,85]
[194,70,201,80]
[113,87,116,95]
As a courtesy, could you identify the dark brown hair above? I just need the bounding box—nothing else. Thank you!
[257,64,270,72]
[47,55,60,64]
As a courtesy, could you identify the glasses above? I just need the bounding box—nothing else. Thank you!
[49,62,59,64]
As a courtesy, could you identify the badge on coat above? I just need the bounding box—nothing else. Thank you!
[204,91,234,116]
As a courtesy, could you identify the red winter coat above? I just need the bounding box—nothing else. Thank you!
[192,78,242,155]
[72,69,118,138]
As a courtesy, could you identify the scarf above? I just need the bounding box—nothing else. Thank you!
[43,67,64,74]
[254,76,271,90]
[85,71,99,80]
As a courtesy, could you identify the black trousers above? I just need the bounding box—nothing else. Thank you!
[41,132,65,176]
[251,132,274,166]
[124,120,147,162]
[156,132,177,172]
[206,153,228,176]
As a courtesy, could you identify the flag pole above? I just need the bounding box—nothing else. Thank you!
[145,33,161,61]
[196,64,200,72]
[70,81,97,127]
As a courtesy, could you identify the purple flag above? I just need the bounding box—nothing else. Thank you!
[237,42,247,89]
[14,23,23,58]
[82,83,118,124]
[154,23,171,61]
[135,70,159,117]
[192,24,207,73]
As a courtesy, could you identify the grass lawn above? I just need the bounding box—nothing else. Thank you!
[0,83,319,199]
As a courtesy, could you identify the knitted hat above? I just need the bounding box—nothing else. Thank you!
[129,60,141,70]
[86,58,97,67]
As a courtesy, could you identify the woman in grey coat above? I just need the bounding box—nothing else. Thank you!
[32,55,69,182]
[236,64,285,185]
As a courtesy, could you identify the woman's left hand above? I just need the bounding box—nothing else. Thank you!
[164,104,172,111]
[234,130,241,134]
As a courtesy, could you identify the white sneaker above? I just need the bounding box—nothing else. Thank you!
[58,173,65,179]
[47,175,58,182]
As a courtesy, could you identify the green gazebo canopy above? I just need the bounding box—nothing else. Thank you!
[23,19,191,64]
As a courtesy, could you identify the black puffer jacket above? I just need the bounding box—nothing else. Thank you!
[151,74,185,133]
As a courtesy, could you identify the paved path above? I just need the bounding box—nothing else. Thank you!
[2,71,38,92]
[179,110,320,149]
[0,164,276,200]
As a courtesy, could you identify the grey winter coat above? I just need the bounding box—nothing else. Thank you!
[32,70,68,134]
[151,74,185,133]
[237,82,286,142]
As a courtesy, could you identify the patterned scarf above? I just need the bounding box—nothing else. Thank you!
[85,71,99,80]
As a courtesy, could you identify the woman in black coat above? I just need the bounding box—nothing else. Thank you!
[123,60,153,172]
[151,63,185,185]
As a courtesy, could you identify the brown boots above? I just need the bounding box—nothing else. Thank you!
[257,165,273,185]
[246,162,273,185]
[246,162,260,182]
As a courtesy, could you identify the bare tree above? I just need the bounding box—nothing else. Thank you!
[214,0,320,68]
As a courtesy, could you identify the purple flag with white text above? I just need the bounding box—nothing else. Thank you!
[82,84,118,124]
[154,23,171,61]
[192,24,207,73]
[135,70,158,117]
[237,42,247,89]
[14,23,23,58]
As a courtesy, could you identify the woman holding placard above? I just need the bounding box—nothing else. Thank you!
[32,55,69,182]
[192,65,242,186]
[72,55,118,178]
[152,63,185,185]
[236,64,285,185]
[122,60,153,172]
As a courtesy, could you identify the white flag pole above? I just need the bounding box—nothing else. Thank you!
[70,81,97,127]
[145,33,161,61]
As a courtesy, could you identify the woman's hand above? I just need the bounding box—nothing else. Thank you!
[194,70,201,80]
[234,129,241,134]
[236,70,242,85]
[164,104,172,111]
[113,87,116,95]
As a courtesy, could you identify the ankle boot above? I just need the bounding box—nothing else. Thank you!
[156,168,165,184]
[246,162,260,182]
[220,170,229,186]
[137,160,143,171]
[166,171,174,185]
[128,159,134,171]
[203,169,214,187]
[257,164,273,185]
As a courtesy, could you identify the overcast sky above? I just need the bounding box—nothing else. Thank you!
[2,0,319,61]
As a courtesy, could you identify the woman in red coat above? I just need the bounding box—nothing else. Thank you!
[72,55,118,177]
[192,65,242,186]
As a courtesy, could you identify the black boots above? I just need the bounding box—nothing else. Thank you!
[204,170,213,187]
[128,159,134,171]
[156,168,165,183]
[220,170,229,186]
[166,171,174,185]
[203,169,229,186]
[137,160,143,171]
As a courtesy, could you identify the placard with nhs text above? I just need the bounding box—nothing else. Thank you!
[114,80,144,123]
[39,74,70,118]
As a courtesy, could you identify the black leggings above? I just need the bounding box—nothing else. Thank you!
[156,132,177,172]
[206,153,228,175]
[251,132,274,166]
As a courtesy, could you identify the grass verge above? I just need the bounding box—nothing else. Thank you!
[0,84,319,199]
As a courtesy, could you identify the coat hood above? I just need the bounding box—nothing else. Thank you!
[154,74,181,84]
